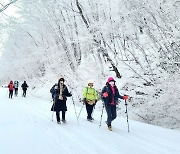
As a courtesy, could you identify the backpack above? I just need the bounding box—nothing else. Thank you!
[50,84,58,95]
[14,81,19,88]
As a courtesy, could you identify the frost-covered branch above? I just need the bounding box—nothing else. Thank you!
[75,0,121,78]
[0,0,17,13]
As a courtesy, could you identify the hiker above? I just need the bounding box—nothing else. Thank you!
[14,80,19,96]
[51,77,72,124]
[101,77,128,131]
[83,80,98,121]
[50,83,58,101]
[8,80,14,99]
[21,81,29,97]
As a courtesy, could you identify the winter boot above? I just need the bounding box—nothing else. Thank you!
[57,121,61,124]
[108,126,112,131]
[87,117,92,122]
[90,117,94,120]
[61,119,67,123]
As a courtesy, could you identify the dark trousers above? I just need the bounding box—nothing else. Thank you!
[9,90,13,98]
[56,111,66,122]
[22,90,27,97]
[85,103,94,119]
[105,105,117,126]
[15,88,18,96]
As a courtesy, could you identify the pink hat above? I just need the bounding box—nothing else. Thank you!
[107,77,115,82]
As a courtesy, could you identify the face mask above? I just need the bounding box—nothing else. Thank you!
[60,81,64,85]
[109,81,114,86]
[88,83,93,87]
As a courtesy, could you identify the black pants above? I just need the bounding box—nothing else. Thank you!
[9,90,13,98]
[56,111,66,122]
[105,105,117,126]
[85,103,94,119]
[22,90,27,97]
[15,88,18,96]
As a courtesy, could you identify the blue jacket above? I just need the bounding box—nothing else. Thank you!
[101,84,123,105]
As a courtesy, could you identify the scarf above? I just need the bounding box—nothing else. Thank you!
[58,83,63,100]
[110,85,115,105]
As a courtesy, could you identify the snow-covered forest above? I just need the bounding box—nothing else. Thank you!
[0,0,180,130]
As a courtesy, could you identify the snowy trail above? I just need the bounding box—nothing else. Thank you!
[0,87,180,154]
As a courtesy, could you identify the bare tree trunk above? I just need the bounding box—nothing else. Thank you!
[75,0,121,78]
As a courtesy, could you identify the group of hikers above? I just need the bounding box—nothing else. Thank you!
[7,80,29,98]
[50,76,128,131]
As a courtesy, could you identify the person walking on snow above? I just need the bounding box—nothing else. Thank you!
[83,80,98,121]
[8,80,14,99]
[51,77,72,124]
[14,80,19,96]
[101,77,128,131]
[21,81,29,97]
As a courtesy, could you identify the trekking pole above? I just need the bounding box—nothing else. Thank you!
[66,82,79,124]
[71,96,79,124]
[125,99,130,133]
[99,103,105,128]
[77,103,84,120]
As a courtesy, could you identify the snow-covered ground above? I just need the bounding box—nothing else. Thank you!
[0,87,180,154]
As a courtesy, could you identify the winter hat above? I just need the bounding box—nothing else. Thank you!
[58,76,65,83]
[107,77,115,83]
[10,80,13,84]
[87,80,93,84]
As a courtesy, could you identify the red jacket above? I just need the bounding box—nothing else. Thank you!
[8,83,14,90]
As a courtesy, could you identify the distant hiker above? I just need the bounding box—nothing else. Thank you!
[83,80,98,122]
[14,80,19,96]
[21,81,29,97]
[101,77,128,131]
[8,80,14,99]
[51,77,72,124]
[50,83,58,101]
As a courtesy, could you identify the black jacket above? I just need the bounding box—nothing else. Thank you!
[101,84,123,105]
[21,83,28,90]
[51,84,72,112]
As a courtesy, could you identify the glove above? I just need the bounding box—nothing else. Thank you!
[103,92,108,98]
[123,95,128,100]
[83,98,86,104]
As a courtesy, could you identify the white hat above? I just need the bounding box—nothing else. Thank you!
[87,80,93,84]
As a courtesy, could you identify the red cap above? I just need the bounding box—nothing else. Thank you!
[107,77,115,82]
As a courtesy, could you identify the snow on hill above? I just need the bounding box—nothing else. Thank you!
[0,87,180,154]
